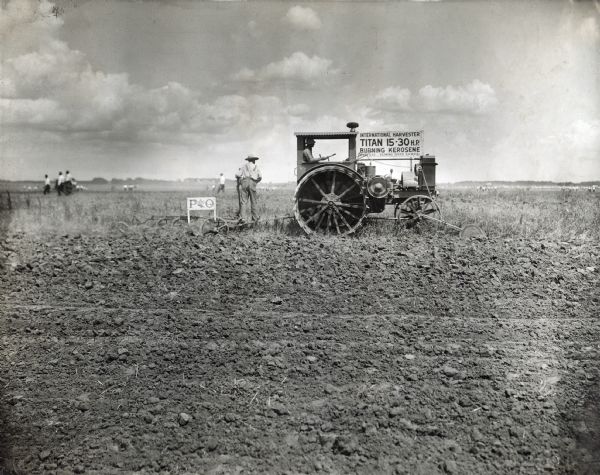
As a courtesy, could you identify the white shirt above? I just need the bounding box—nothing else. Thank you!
[57,175,65,185]
[236,162,262,182]
[219,175,226,185]
[45,177,50,185]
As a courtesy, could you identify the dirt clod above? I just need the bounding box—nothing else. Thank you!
[443,459,458,474]
[38,450,51,461]
[178,412,192,426]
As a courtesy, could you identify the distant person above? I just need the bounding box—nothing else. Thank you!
[216,173,225,194]
[56,171,65,195]
[43,174,51,194]
[303,138,335,163]
[64,170,73,194]
[235,155,262,223]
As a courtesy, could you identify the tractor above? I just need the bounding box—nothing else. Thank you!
[294,122,439,235]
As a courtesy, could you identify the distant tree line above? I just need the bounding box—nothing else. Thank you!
[452,180,600,187]
[89,177,209,184]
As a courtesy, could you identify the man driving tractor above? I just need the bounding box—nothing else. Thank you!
[302,138,335,163]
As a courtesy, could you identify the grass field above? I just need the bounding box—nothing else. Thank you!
[1,187,599,241]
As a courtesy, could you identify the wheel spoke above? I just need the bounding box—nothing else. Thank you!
[305,206,327,225]
[337,182,358,200]
[315,209,327,230]
[338,206,362,222]
[331,171,336,194]
[299,198,325,205]
[339,194,363,202]
[300,205,321,216]
[332,211,341,234]
[311,178,327,198]
[332,205,352,230]
[335,202,364,209]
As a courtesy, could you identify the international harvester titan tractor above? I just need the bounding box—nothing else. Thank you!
[294,122,439,235]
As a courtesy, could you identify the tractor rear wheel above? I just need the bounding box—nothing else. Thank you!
[295,165,367,235]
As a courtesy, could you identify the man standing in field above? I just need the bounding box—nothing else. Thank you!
[235,167,243,217]
[56,171,65,195]
[216,173,226,194]
[43,174,51,195]
[64,170,73,194]
[235,156,262,223]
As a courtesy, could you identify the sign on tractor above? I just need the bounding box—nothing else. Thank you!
[357,130,423,159]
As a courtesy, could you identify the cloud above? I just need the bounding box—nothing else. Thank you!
[368,80,497,116]
[0,0,295,142]
[578,16,599,42]
[247,19,261,38]
[0,0,64,57]
[286,103,310,117]
[0,0,306,182]
[372,87,412,111]
[540,119,600,155]
[485,117,600,182]
[418,79,498,114]
[284,6,322,30]
[232,51,338,86]
[232,67,255,81]
[0,97,67,126]
[189,95,266,135]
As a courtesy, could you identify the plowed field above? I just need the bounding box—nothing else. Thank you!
[1,202,599,474]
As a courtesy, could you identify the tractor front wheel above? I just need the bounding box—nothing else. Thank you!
[395,195,441,228]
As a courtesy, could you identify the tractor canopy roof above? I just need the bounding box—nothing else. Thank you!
[294,131,357,140]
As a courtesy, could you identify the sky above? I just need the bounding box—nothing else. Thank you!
[0,0,599,183]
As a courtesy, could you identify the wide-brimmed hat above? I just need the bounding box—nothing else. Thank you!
[245,155,259,161]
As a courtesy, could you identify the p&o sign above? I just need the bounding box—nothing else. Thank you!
[187,197,216,223]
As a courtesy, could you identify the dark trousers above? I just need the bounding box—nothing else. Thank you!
[236,180,242,217]
[240,178,258,222]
